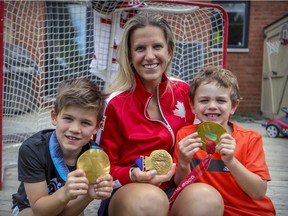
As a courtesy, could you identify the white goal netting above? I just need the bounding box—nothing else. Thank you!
[2,0,228,144]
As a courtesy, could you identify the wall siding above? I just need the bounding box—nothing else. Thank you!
[226,1,288,114]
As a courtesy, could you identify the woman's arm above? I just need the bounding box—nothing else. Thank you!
[100,103,133,186]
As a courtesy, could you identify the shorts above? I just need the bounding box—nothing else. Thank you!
[98,186,176,216]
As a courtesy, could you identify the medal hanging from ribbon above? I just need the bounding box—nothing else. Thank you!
[49,131,110,184]
[135,149,173,175]
[169,122,226,209]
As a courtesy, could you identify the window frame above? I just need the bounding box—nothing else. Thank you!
[213,0,250,49]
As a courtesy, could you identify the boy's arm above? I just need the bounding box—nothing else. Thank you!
[174,158,191,185]
[218,133,267,199]
[25,170,92,216]
[174,132,202,185]
[224,157,267,199]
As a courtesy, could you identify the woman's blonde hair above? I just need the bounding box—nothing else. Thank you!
[105,11,176,94]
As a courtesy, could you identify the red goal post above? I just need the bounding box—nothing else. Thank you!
[1,0,228,189]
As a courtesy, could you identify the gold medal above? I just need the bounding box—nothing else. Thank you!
[77,149,110,183]
[142,150,172,175]
[196,122,226,153]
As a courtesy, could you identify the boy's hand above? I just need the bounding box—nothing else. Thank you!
[217,133,236,164]
[178,132,202,165]
[88,174,113,200]
[130,163,176,186]
[63,169,89,202]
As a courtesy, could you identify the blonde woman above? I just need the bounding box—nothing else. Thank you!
[97,12,223,216]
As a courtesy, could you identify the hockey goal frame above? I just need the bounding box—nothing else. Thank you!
[0,0,228,189]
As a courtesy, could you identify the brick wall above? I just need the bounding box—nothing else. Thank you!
[226,1,288,114]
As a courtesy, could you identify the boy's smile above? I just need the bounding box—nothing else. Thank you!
[192,81,239,131]
[51,106,98,159]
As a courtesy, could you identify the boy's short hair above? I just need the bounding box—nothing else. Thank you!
[188,66,241,105]
[54,78,105,124]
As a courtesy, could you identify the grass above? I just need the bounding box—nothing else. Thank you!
[231,113,269,123]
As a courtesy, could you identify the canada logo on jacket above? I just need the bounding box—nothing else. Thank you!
[173,101,186,118]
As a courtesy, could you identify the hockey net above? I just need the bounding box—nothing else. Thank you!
[2,0,228,144]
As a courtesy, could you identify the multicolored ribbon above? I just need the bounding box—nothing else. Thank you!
[169,144,215,210]
[169,155,212,206]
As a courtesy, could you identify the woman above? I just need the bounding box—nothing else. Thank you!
[98,11,223,216]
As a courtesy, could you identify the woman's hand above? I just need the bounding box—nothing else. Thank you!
[130,163,176,186]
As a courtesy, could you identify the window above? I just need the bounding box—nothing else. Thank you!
[213,1,250,49]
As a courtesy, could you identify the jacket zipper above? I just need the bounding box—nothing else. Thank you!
[144,85,175,149]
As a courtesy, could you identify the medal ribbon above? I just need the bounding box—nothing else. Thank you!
[49,132,101,182]
[135,156,144,170]
[169,141,215,209]
[49,131,69,182]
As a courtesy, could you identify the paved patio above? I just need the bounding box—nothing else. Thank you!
[0,120,287,216]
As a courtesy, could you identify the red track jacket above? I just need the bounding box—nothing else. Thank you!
[98,73,195,188]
